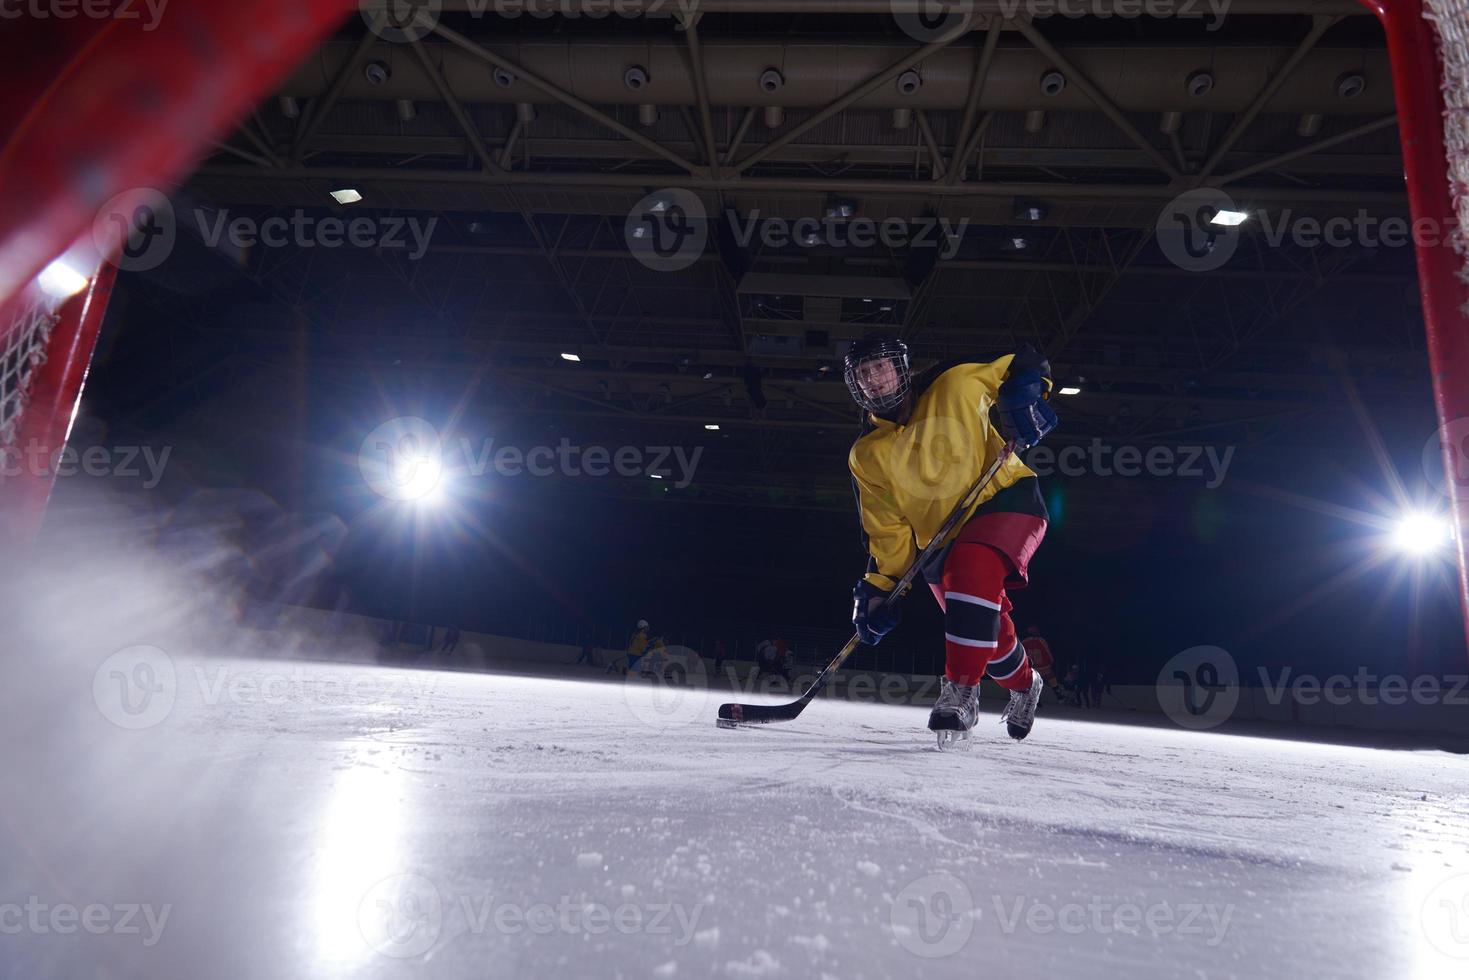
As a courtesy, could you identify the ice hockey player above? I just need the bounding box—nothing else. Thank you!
[843,334,1057,747]
[618,619,650,677]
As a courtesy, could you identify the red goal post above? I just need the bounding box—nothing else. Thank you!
[0,0,354,544]
[1364,0,1469,652]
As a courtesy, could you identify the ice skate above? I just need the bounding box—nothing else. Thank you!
[1000,669,1044,741]
[928,677,981,750]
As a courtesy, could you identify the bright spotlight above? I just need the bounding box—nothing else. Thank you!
[1390,511,1453,555]
[1209,209,1249,227]
[391,451,442,502]
[413,480,446,507]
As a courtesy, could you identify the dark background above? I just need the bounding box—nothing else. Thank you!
[67,264,1467,685]
[50,6,1469,685]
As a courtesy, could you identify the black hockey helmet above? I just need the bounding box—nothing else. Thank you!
[843,333,911,416]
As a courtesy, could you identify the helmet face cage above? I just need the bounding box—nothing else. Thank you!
[843,339,912,415]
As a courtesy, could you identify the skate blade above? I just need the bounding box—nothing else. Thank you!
[935,730,973,752]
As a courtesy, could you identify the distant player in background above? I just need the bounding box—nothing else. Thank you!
[624,619,650,677]
[755,638,789,681]
[844,334,1057,746]
[1089,666,1107,709]
[1060,663,1083,706]
[643,636,668,676]
[573,630,597,667]
[1020,625,1059,701]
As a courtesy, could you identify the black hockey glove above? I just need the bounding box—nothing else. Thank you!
[997,368,1058,450]
[853,580,902,645]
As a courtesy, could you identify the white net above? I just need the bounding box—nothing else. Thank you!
[0,294,61,455]
[1425,0,1469,307]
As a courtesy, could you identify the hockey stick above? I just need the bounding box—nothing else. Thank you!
[716,440,1017,728]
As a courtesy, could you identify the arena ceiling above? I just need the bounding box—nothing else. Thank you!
[114,0,1431,510]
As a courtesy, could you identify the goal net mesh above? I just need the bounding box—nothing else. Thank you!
[1426,0,1469,309]
[0,293,60,458]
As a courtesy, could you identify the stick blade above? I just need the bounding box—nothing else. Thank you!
[716,700,806,727]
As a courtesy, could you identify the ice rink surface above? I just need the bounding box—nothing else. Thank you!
[6,654,1469,980]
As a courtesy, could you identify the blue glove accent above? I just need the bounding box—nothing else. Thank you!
[853,580,902,645]
[997,368,1058,450]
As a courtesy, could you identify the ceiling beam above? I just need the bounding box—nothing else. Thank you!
[1011,18,1180,180]
[1196,14,1341,180]
[194,164,1409,206]
[731,20,974,172]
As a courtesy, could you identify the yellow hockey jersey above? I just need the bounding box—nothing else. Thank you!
[848,355,1037,591]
